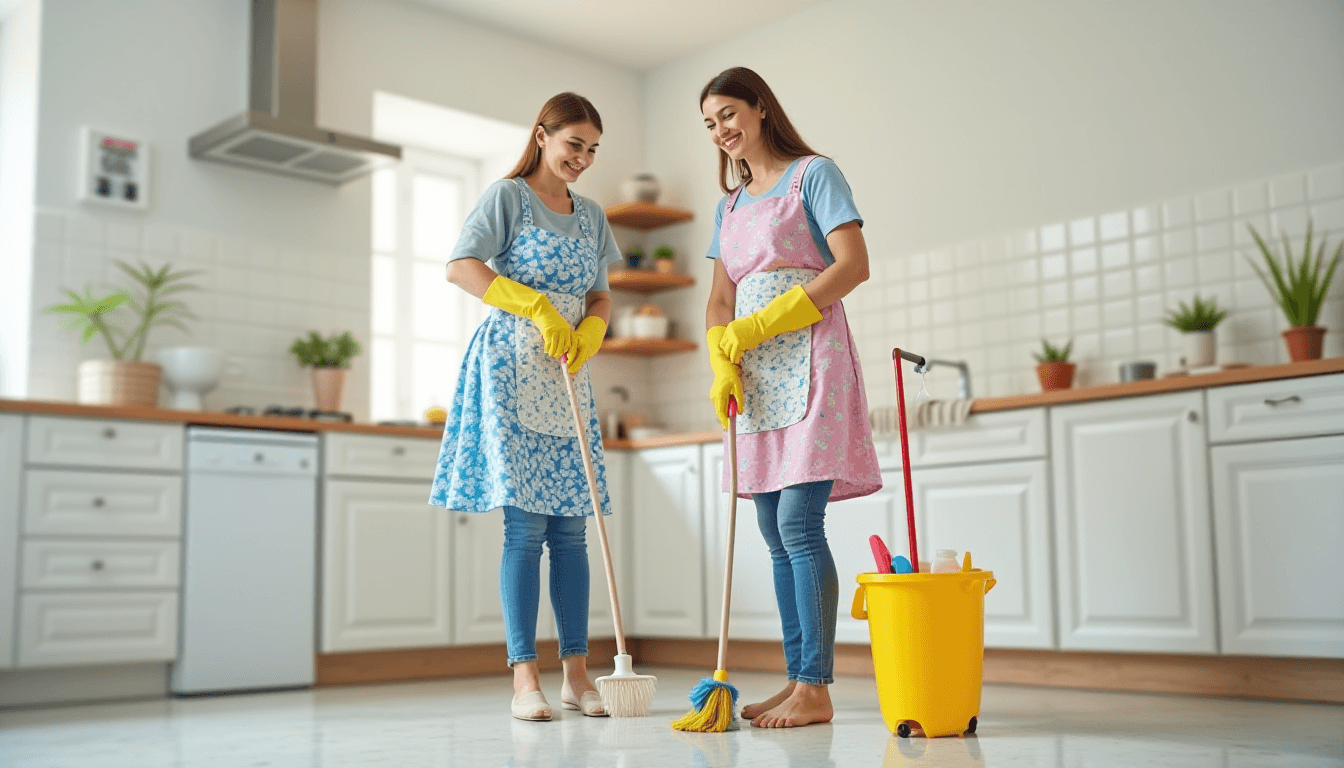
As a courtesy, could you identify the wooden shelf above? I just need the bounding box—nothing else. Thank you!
[605,201,693,230]
[600,338,697,356]
[607,270,695,293]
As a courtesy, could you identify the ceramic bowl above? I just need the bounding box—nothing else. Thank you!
[630,315,669,339]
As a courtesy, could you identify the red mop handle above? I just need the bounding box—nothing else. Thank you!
[892,348,919,573]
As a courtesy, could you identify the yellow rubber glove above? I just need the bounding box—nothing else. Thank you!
[567,316,607,374]
[706,326,745,431]
[720,285,823,363]
[482,275,577,359]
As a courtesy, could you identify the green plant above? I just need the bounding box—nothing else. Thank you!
[652,245,675,260]
[1245,220,1341,327]
[1163,294,1226,332]
[1033,338,1073,363]
[289,331,362,368]
[45,260,200,360]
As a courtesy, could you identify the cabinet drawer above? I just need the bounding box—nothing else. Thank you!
[24,470,182,537]
[1207,373,1344,444]
[27,416,183,471]
[323,432,439,480]
[17,591,178,667]
[874,407,1048,469]
[22,540,180,589]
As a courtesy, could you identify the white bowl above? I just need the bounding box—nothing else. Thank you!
[156,346,224,410]
[626,427,668,440]
[630,315,669,339]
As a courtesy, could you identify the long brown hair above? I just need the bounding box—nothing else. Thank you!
[506,92,603,179]
[699,67,819,194]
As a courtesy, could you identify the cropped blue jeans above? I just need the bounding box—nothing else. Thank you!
[753,480,837,686]
[500,506,589,666]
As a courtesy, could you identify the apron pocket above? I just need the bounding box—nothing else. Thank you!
[736,269,815,435]
[515,292,590,437]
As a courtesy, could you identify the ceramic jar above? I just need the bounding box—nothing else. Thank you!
[620,173,661,204]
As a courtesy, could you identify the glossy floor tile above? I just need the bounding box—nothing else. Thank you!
[0,667,1340,767]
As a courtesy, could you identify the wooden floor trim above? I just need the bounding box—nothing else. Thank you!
[317,639,1343,704]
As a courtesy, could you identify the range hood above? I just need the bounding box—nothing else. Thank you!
[189,0,400,185]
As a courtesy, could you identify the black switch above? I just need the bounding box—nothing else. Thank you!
[96,177,111,196]
[124,183,138,202]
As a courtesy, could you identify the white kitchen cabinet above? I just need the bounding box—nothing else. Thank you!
[26,416,182,471]
[629,445,704,638]
[0,414,22,668]
[23,469,182,538]
[1210,434,1344,658]
[586,449,628,641]
[913,460,1054,649]
[18,591,178,667]
[1206,373,1344,444]
[451,508,558,647]
[828,469,907,645]
[321,480,452,652]
[1050,392,1217,653]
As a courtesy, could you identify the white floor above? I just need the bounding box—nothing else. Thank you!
[0,667,1340,767]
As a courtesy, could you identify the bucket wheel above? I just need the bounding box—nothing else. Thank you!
[966,716,978,734]
[896,721,912,738]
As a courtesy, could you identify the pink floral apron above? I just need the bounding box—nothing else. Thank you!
[719,156,882,501]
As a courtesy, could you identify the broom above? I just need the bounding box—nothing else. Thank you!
[559,357,656,716]
[672,396,740,733]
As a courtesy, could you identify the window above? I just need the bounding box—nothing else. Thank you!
[369,149,489,422]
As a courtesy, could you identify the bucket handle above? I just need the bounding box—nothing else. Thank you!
[850,586,867,621]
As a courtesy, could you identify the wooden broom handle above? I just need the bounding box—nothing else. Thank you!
[717,397,738,672]
[560,359,627,656]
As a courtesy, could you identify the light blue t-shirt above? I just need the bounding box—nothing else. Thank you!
[450,178,622,291]
[705,156,862,265]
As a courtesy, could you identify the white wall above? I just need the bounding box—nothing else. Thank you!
[639,0,1344,430]
[0,0,40,398]
[21,0,647,417]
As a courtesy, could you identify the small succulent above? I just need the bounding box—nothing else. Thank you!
[653,245,675,260]
[1163,294,1226,332]
[1033,338,1073,363]
[289,331,362,368]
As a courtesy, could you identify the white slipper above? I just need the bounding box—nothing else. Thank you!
[511,690,553,721]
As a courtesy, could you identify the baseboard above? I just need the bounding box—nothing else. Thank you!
[317,639,1344,704]
[0,663,170,709]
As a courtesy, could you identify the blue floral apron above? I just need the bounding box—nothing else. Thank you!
[429,178,611,517]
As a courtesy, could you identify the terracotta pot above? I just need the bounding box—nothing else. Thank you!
[653,258,676,275]
[311,367,348,412]
[1036,361,1076,391]
[1282,325,1325,362]
[77,359,162,407]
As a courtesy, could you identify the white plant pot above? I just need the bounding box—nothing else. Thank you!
[1181,330,1216,368]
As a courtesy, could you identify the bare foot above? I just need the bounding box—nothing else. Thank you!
[750,682,833,728]
[741,681,796,720]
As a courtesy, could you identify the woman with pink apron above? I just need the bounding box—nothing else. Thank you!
[701,67,882,728]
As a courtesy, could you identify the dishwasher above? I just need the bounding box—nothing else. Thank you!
[172,427,319,694]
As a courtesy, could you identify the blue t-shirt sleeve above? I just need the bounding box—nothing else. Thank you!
[803,158,862,236]
[590,207,623,292]
[704,196,729,260]
[449,180,519,268]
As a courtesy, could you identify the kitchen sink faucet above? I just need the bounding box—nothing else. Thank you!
[920,359,973,400]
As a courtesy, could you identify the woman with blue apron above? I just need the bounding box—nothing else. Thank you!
[701,67,883,728]
[430,93,622,722]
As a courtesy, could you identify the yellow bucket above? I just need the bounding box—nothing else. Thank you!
[852,568,996,738]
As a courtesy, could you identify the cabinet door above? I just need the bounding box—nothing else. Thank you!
[703,441,778,641]
[913,461,1054,648]
[629,445,704,638]
[1051,392,1217,653]
[451,510,558,647]
[828,470,905,645]
[18,591,178,667]
[587,450,629,641]
[321,481,452,652]
[0,414,22,668]
[1211,435,1344,657]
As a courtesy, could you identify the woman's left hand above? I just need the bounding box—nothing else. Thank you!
[567,316,607,374]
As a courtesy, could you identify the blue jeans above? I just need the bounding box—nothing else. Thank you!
[500,506,590,665]
[753,480,837,685]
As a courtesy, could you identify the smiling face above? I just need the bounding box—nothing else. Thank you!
[701,94,765,162]
[537,121,601,184]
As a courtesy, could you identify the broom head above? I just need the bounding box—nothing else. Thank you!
[671,669,739,732]
[596,653,657,717]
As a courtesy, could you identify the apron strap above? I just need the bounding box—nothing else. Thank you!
[513,178,534,228]
[724,184,746,214]
[574,195,597,251]
[789,155,817,196]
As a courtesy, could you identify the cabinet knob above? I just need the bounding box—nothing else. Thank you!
[92,497,105,508]
[1264,395,1301,407]
[458,515,470,526]
[102,427,117,439]
[254,452,265,463]
[300,459,310,469]
[90,559,105,571]
[392,446,406,456]
[1186,410,1198,423]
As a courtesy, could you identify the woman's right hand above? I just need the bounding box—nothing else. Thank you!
[706,326,744,430]
[531,299,579,360]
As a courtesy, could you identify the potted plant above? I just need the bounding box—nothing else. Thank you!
[652,245,676,275]
[45,260,200,407]
[624,245,644,270]
[289,331,362,412]
[1162,294,1226,369]
[1245,220,1341,362]
[1033,338,1075,391]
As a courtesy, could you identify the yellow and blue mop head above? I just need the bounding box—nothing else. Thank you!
[671,669,740,732]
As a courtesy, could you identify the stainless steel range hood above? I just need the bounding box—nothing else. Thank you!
[189,0,400,185]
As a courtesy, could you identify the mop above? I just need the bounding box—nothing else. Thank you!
[559,358,656,717]
[672,397,740,733]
